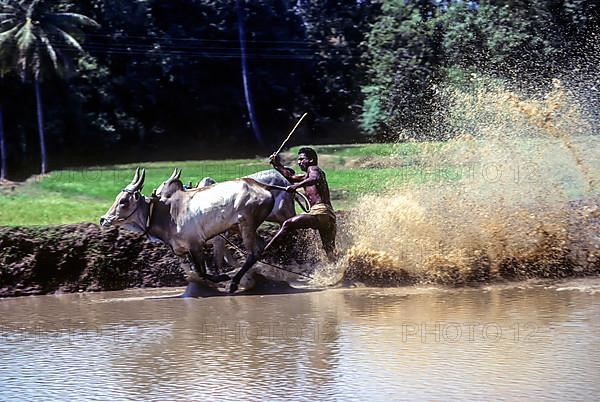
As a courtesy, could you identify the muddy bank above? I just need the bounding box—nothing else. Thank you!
[0,224,185,297]
[0,222,315,298]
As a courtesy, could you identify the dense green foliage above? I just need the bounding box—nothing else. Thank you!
[0,0,597,178]
[360,0,599,138]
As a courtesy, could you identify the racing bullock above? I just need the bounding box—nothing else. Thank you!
[158,168,297,224]
[100,168,278,293]
[181,170,298,269]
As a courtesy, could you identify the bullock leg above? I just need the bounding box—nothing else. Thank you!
[211,236,226,271]
[189,250,231,283]
[229,218,263,293]
[270,191,296,224]
[229,253,260,293]
[213,233,237,270]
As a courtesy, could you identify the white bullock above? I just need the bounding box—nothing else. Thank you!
[100,168,281,293]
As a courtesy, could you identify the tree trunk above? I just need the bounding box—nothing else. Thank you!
[34,78,47,174]
[0,103,6,181]
[236,0,264,146]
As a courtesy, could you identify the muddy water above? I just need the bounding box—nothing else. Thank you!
[1,279,599,400]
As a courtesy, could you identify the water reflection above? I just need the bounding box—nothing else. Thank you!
[108,294,343,400]
[1,279,599,400]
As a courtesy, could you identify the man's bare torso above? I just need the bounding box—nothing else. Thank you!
[292,165,332,207]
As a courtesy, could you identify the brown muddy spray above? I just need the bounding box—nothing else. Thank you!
[336,78,599,286]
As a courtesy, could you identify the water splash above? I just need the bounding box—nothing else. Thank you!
[342,77,600,286]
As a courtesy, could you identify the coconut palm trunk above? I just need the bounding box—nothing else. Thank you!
[0,103,6,180]
[34,78,47,174]
[236,0,264,146]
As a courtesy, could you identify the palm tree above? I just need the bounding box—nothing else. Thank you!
[0,93,6,181]
[0,0,99,174]
[0,1,15,180]
[236,0,264,146]
[0,28,14,181]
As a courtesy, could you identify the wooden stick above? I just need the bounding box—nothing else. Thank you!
[272,112,308,157]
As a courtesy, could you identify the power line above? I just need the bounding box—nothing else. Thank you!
[83,31,320,46]
[80,41,315,55]
[2,42,319,61]
[54,43,316,60]
[0,29,358,61]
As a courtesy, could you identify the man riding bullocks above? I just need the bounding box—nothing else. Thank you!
[264,147,337,261]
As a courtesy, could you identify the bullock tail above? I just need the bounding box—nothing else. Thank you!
[293,192,311,213]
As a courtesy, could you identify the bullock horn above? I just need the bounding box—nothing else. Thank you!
[135,168,146,190]
[168,168,182,182]
[125,167,141,192]
[130,167,140,186]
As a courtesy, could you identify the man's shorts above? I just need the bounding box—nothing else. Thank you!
[306,202,336,224]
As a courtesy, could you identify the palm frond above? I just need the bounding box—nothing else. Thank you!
[46,24,82,52]
[30,45,41,80]
[49,13,100,29]
[0,18,16,27]
[0,3,23,14]
[0,25,20,56]
[2,0,96,80]
[27,0,49,15]
[0,22,18,43]
[16,47,27,80]
[36,28,57,70]
[15,18,35,52]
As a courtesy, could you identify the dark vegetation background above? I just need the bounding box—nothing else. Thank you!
[0,0,598,179]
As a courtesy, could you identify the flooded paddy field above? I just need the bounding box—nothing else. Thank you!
[1,279,599,400]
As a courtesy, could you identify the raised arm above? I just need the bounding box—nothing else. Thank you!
[270,155,306,182]
[288,166,321,190]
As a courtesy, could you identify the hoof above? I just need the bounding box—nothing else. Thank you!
[229,281,239,294]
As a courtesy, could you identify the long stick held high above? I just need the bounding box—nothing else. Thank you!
[273,112,308,156]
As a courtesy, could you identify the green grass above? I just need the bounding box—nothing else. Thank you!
[34,159,266,200]
[290,142,445,158]
[0,194,108,226]
[290,142,446,167]
[0,143,463,226]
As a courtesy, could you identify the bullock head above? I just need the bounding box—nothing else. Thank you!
[197,177,216,188]
[100,168,147,230]
[155,168,185,202]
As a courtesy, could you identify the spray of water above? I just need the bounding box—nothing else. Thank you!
[340,77,600,286]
